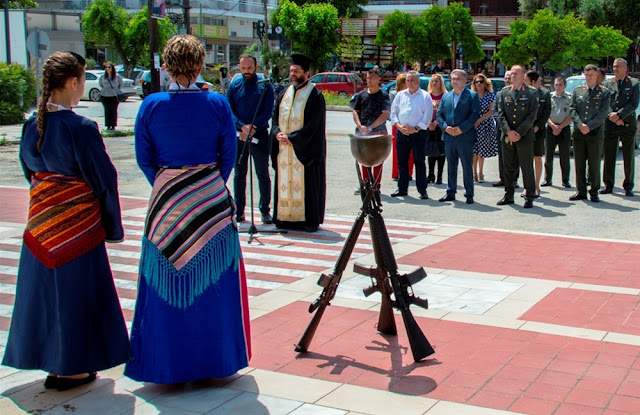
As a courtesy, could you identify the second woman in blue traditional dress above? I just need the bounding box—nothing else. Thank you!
[125,35,251,384]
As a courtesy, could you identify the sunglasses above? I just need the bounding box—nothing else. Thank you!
[474,80,485,84]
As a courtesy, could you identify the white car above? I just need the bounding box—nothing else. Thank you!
[565,74,640,148]
[83,70,136,102]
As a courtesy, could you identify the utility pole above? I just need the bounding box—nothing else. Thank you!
[4,0,11,63]
[183,0,190,34]
[148,0,160,93]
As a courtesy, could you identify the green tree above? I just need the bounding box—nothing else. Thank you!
[496,9,630,72]
[375,4,483,69]
[0,62,36,125]
[336,15,365,93]
[83,0,176,78]
[274,0,340,72]
[288,0,368,18]
[1,0,37,8]
[261,39,291,82]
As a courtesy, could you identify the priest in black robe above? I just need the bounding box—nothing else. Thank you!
[270,54,327,233]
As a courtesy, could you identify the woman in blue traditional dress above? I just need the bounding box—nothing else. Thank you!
[2,51,131,391]
[125,35,251,384]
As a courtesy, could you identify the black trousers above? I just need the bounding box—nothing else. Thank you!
[544,125,571,184]
[603,124,636,191]
[502,137,535,201]
[234,129,271,216]
[101,96,119,128]
[396,130,428,193]
[573,131,603,197]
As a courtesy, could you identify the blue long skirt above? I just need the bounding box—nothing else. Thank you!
[124,259,251,384]
[2,243,131,375]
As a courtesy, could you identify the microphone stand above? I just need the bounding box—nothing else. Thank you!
[237,78,287,244]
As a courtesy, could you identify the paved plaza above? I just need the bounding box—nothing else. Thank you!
[0,103,639,414]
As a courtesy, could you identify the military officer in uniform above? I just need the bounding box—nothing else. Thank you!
[496,65,539,208]
[569,64,611,202]
[524,70,551,198]
[601,58,639,197]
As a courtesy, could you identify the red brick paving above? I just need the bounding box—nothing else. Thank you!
[521,288,640,335]
[400,229,640,288]
[250,301,640,414]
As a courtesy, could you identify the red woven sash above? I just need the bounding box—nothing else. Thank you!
[23,172,106,269]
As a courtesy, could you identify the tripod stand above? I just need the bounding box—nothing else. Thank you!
[236,78,287,244]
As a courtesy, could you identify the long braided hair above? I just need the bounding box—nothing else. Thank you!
[36,51,85,150]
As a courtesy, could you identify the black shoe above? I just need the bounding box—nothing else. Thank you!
[427,173,435,183]
[514,183,520,188]
[569,193,587,201]
[626,190,634,197]
[563,181,571,188]
[354,188,361,195]
[439,194,455,202]
[541,180,552,187]
[436,176,443,185]
[392,177,398,182]
[261,213,273,224]
[55,373,97,392]
[391,189,408,197]
[523,200,533,208]
[419,191,429,200]
[236,214,246,222]
[599,187,613,194]
[497,197,514,206]
[586,178,591,185]
[465,196,474,205]
[304,225,318,233]
[492,180,504,187]
[44,375,58,389]
[590,194,600,203]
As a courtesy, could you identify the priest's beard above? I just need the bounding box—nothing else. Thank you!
[290,73,308,86]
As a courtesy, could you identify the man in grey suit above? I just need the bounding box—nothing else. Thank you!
[436,69,481,204]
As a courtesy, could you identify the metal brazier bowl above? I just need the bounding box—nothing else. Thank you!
[349,134,392,167]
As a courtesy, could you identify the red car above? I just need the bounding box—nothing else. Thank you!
[309,72,364,97]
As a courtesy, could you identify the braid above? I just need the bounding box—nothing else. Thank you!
[35,51,85,151]
[37,82,50,151]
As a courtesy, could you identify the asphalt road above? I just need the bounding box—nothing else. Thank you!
[1,97,639,241]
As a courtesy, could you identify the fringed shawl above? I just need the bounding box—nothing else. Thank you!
[140,164,240,309]
[23,172,106,269]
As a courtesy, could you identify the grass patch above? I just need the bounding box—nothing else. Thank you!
[102,129,135,138]
[321,91,351,107]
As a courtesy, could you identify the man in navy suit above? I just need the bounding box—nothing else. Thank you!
[436,69,480,204]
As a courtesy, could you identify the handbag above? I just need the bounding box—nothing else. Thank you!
[107,77,126,102]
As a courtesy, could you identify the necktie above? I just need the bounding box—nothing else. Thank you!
[618,80,622,90]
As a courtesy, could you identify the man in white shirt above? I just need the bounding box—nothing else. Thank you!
[389,71,433,199]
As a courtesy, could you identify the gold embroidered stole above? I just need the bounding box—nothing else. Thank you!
[276,83,314,222]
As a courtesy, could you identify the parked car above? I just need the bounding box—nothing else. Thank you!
[382,75,452,93]
[83,70,136,102]
[309,72,364,97]
[465,77,506,91]
[565,74,640,149]
[135,70,213,98]
[115,65,146,83]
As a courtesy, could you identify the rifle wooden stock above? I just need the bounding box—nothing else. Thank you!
[368,214,435,361]
[353,262,397,335]
[295,188,374,353]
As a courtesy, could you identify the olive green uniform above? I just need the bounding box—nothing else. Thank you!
[497,84,539,202]
[570,84,611,197]
[533,87,551,156]
[602,76,639,192]
[545,91,572,184]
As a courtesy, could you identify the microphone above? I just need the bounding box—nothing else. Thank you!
[257,78,272,84]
